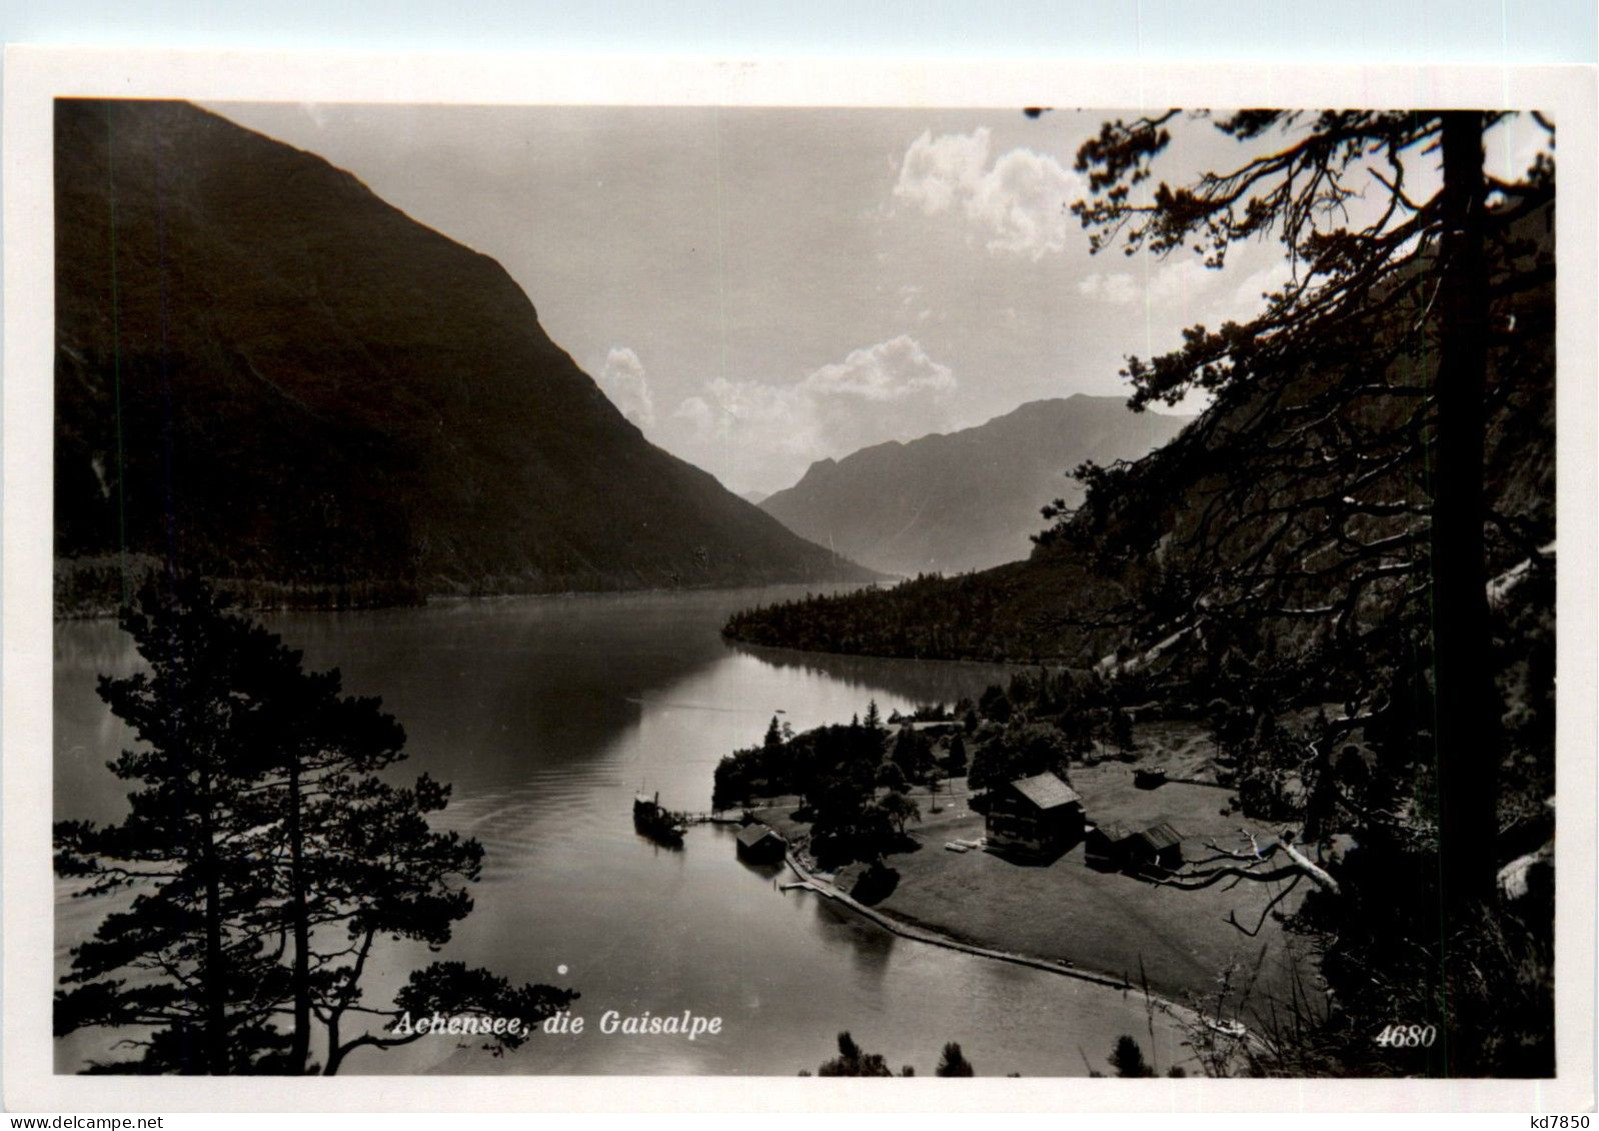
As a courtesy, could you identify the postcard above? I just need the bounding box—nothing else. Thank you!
[3,47,1594,1113]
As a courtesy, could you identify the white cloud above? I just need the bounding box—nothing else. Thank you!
[1230,260,1295,311]
[671,335,958,478]
[596,346,654,428]
[805,335,954,403]
[1077,272,1141,305]
[894,129,989,215]
[1148,256,1296,322]
[894,128,1083,260]
[1146,256,1221,306]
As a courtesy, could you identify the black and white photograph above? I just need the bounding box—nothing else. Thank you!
[2,46,1594,1113]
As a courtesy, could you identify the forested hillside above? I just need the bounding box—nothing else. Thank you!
[54,100,872,613]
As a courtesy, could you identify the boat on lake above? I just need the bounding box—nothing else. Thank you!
[633,792,688,846]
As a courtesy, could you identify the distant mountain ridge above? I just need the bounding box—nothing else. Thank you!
[53,100,873,611]
[727,201,1554,671]
[759,396,1192,577]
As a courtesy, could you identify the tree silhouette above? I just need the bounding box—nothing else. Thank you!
[1109,1035,1154,1078]
[863,699,884,732]
[876,790,922,837]
[55,576,575,1074]
[1055,109,1555,1074]
[55,579,298,1072]
[816,1030,893,1077]
[935,1041,975,1077]
[890,725,935,781]
[1060,110,1554,919]
[945,732,969,776]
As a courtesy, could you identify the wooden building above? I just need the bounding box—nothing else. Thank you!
[985,771,1085,860]
[1084,821,1133,870]
[1123,822,1184,874]
[734,823,787,864]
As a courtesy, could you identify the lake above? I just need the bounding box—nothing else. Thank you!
[54,586,1184,1077]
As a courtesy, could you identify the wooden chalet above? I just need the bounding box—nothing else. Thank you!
[985,770,1085,859]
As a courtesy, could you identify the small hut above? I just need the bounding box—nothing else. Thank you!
[1133,766,1168,789]
[1084,822,1133,870]
[1123,822,1184,874]
[734,823,787,864]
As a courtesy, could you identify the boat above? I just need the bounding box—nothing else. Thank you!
[1202,1016,1248,1040]
[633,792,687,846]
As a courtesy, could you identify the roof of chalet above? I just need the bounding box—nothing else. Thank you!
[736,824,785,848]
[1008,771,1083,811]
[1130,822,1183,851]
[1087,821,1134,844]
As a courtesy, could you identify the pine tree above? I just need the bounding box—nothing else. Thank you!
[863,699,883,731]
[56,578,295,1072]
[935,1041,975,1077]
[1064,110,1554,917]
[1109,1035,1154,1078]
[55,576,576,1074]
[1062,109,1555,1074]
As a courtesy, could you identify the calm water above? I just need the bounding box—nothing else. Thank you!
[54,587,1183,1076]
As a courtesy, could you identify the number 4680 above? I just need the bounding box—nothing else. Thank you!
[1374,1024,1437,1048]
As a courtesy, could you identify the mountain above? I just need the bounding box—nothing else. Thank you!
[758,396,1192,577]
[728,202,1554,672]
[53,100,873,611]
[739,490,769,506]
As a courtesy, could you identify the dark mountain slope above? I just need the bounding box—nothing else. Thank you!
[760,396,1191,577]
[54,99,871,611]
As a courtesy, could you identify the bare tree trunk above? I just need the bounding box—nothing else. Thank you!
[323,1016,346,1077]
[287,757,311,1072]
[1432,109,1499,922]
[198,786,230,1074]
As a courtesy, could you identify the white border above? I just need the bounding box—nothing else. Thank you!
[3,47,1595,1113]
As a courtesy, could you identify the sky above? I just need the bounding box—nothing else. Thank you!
[204,104,1548,496]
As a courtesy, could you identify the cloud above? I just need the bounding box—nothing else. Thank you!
[1075,259,1222,308]
[1076,272,1141,305]
[894,128,1083,260]
[596,346,654,428]
[895,129,990,214]
[805,334,955,403]
[1145,257,1222,307]
[671,335,958,479]
[1230,260,1295,310]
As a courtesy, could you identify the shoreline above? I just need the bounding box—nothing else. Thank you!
[51,574,884,623]
[725,635,1040,675]
[771,839,1258,1068]
[779,847,1146,996]
[746,764,1312,1039]
[772,838,1250,1070]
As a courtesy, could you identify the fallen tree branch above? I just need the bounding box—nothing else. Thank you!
[1228,873,1304,937]
[1158,829,1341,897]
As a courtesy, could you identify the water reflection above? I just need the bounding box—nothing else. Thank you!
[54,586,1184,1077]
[728,640,1020,706]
